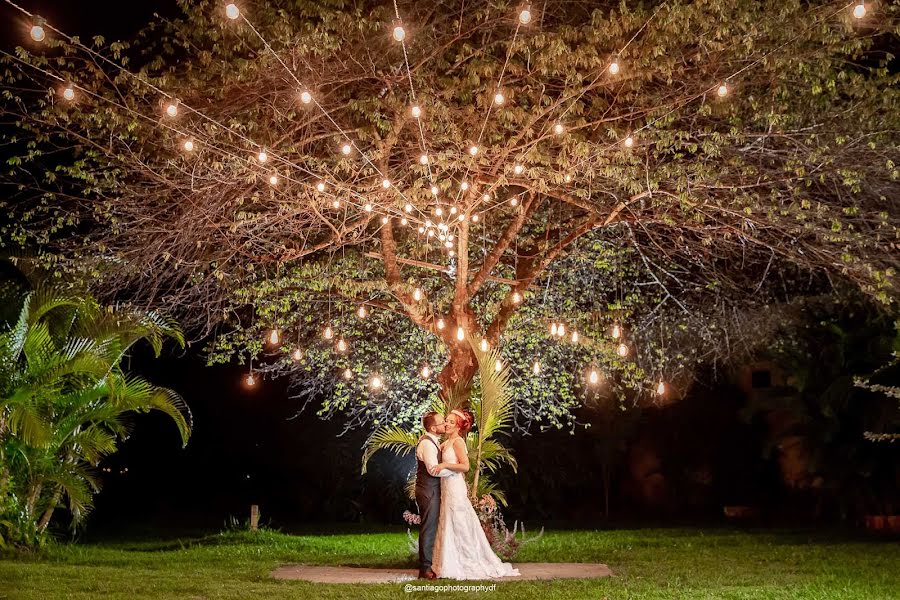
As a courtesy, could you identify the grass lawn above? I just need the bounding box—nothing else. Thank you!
[1,525,898,599]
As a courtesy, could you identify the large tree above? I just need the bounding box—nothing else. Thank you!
[1,0,897,430]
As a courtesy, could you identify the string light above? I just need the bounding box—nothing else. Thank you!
[510,197,518,207]
[421,365,431,378]
[392,25,406,42]
[612,324,621,339]
[495,358,503,372]
[458,214,466,222]
[460,181,470,191]
[571,330,579,343]
[588,367,600,385]
[419,154,429,165]
[336,338,348,353]
[494,92,505,105]
[225,3,240,20]
[564,174,572,183]
[413,287,423,301]
[656,381,666,396]
[292,348,303,361]
[370,374,384,390]
[449,206,458,215]
[472,214,480,222]
[300,90,312,104]
[430,185,439,195]
[553,122,565,135]
[435,207,444,216]
[343,367,353,380]
[513,164,524,175]
[381,215,389,224]
[183,139,195,152]
[616,343,628,357]
[400,217,408,226]
[30,19,46,42]
[316,181,326,192]
[557,323,566,337]
[165,102,178,118]
[436,318,445,330]
[533,360,541,375]
[257,150,268,163]
[62,87,75,101]
[411,105,422,118]
[268,329,279,344]
[609,59,620,75]
[717,83,729,97]
[405,203,413,213]
[245,372,256,386]
[341,143,352,155]
[382,178,391,189]
[364,203,373,212]
[480,338,489,352]
[269,175,279,185]
[853,2,866,18]
[512,291,522,304]
[550,322,558,336]
[624,135,634,148]
[469,145,479,156]
[323,325,334,340]
[357,305,367,319]
[456,326,465,341]
[519,8,532,24]
[333,200,341,209]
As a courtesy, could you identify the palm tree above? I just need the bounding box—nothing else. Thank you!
[361,337,517,505]
[0,280,191,539]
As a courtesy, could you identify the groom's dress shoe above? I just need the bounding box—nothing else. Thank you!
[425,569,438,580]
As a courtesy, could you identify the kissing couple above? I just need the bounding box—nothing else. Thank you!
[414,409,520,580]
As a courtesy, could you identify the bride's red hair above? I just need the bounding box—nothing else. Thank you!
[450,409,473,434]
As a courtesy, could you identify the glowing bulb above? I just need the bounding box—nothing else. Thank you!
[450,206,458,215]
[445,240,454,249]
[300,90,312,104]
[269,175,279,185]
[510,197,518,207]
[533,360,541,375]
[458,214,466,222]
[344,368,352,380]
[427,230,435,237]
[589,368,599,384]
[460,181,469,191]
[564,174,572,183]
[553,122,564,135]
[717,83,729,97]
[381,215,389,224]
[268,329,279,344]
[469,145,479,156]
[257,151,268,163]
[480,338,489,352]
[494,92,505,105]
[557,323,566,337]
[519,8,532,24]
[624,136,634,148]
[411,105,421,118]
[370,374,383,390]
[166,103,178,117]
[612,324,621,339]
[495,358,503,372]
[435,207,444,216]
[358,305,367,319]
[336,338,348,353]
[62,87,75,101]
[400,217,408,226]
[323,325,334,340]
[183,140,195,152]
[656,381,666,395]
[364,203,373,212]
[430,185,439,195]
[405,203,413,213]
[392,26,406,42]
[550,323,558,336]
[617,343,628,357]
[30,24,46,42]
[609,60,619,75]
[472,214,480,222]
[456,326,465,341]
[316,181,326,192]
[853,3,866,18]
[513,164,524,175]
[571,330,579,343]
[512,291,522,304]
[341,143,352,155]
[225,3,240,19]
[436,318,445,330]
[421,365,431,378]
[382,178,391,189]
[292,348,303,361]
[419,154,429,165]
[413,287,422,301]
[245,373,256,386]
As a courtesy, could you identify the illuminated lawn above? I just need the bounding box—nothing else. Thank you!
[2,526,898,599]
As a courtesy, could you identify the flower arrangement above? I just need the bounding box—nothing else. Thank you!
[402,510,421,526]
[472,495,543,561]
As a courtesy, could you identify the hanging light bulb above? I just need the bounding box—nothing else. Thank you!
[257,150,268,163]
[512,291,522,304]
[494,92,505,105]
[341,142,352,155]
[550,322,558,336]
[656,380,666,396]
[300,90,312,104]
[411,105,422,118]
[449,206,458,215]
[166,102,178,118]
[553,122,565,135]
[419,154,429,165]
[245,372,256,386]
[364,203,373,212]
[323,325,334,340]
[225,3,240,19]
[381,215,389,224]
[589,367,600,385]
[624,135,634,148]
[557,323,566,337]
[717,83,729,97]
[336,338,348,353]
[533,360,541,375]
[421,365,431,378]
[430,185,439,195]
[519,8,532,24]
[472,214,480,222]
[392,25,406,42]
[609,60,620,75]
[435,206,444,217]
[343,368,353,380]
[853,2,866,18]
[370,374,384,390]
[292,348,303,361]
[480,338,489,352]
[616,343,628,357]
[612,324,621,339]
[183,139,195,152]
[357,305,367,319]
[513,164,524,175]
[456,326,465,342]
[458,213,466,222]
[495,358,503,372]
[510,197,519,207]
[333,200,342,209]
[469,146,479,156]
[62,87,75,101]
[30,20,46,42]
[268,329,280,345]
[316,181,326,192]
[571,330,579,344]
[402,203,413,213]
[460,181,470,191]
[378,178,389,189]
[436,318,445,330]
[269,175,279,185]
[413,287,423,301]
[400,217,408,226]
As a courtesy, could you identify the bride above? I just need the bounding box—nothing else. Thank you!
[429,409,520,580]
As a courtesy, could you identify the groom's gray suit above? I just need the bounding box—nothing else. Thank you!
[415,433,450,575]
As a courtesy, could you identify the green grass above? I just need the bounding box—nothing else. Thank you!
[1,526,898,599]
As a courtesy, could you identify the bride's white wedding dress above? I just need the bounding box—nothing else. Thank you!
[432,440,520,580]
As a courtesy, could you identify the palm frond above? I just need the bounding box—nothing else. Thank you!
[361,426,420,474]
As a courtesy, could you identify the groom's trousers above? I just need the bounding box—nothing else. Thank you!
[415,480,440,572]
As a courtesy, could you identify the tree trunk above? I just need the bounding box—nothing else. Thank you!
[36,485,62,531]
[436,342,478,406]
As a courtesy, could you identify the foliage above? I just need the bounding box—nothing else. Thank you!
[0,0,897,433]
[0,265,191,548]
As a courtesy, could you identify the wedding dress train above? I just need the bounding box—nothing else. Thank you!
[432,441,520,580]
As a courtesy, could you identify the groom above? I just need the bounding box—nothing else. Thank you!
[415,411,453,579]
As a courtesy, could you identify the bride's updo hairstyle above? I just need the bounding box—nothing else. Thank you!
[450,409,473,435]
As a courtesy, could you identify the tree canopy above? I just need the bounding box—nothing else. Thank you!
[1,0,898,431]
